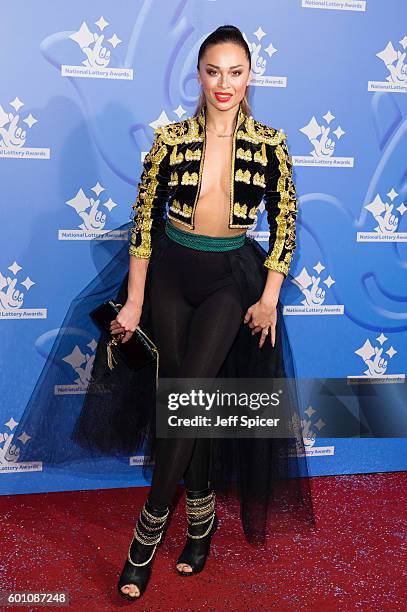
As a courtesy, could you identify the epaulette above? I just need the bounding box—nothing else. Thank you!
[155,116,202,145]
[237,115,286,146]
[252,118,286,145]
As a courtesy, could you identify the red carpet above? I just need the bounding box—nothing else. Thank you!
[1,472,405,611]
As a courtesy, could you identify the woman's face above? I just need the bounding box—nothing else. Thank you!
[197,42,251,112]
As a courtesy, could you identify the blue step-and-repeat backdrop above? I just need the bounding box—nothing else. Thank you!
[1,1,406,496]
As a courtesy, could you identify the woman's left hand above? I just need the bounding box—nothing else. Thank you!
[243,297,277,348]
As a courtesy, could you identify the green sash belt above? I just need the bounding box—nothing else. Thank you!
[165,219,246,252]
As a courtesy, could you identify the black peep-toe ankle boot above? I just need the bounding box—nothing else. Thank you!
[117,499,170,601]
[175,487,218,576]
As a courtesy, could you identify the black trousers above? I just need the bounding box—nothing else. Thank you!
[146,239,245,508]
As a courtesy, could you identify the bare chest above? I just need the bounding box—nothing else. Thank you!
[198,133,233,203]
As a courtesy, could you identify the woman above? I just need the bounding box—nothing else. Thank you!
[111,25,313,600]
[10,24,314,603]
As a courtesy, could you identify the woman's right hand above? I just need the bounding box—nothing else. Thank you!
[109,301,143,343]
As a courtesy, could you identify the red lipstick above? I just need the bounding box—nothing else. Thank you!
[214,92,232,102]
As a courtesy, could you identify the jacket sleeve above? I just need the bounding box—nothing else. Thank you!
[263,132,298,278]
[129,128,170,258]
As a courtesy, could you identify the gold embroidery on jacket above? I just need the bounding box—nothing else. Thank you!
[159,117,204,145]
[233,202,248,218]
[248,206,257,219]
[169,198,181,212]
[228,106,246,228]
[237,116,286,146]
[129,134,167,258]
[236,131,258,144]
[182,203,193,217]
[254,142,268,166]
[236,147,252,161]
[133,108,286,239]
[181,171,198,186]
[170,145,184,165]
[168,171,178,187]
[235,169,251,184]
[169,199,192,218]
[263,137,297,277]
[185,148,201,161]
[253,172,266,188]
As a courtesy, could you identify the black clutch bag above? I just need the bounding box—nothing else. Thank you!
[90,300,159,380]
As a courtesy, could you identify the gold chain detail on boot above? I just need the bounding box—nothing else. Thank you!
[185,491,216,539]
[186,512,215,538]
[142,504,170,523]
[138,514,166,533]
[127,502,169,567]
[185,492,214,505]
[186,498,215,517]
[187,502,215,516]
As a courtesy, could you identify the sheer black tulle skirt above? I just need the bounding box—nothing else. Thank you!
[12,221,316,545]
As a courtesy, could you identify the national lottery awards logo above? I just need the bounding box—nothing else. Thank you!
[293,111,354,168]
[0,417,42,473]
[347,333,405,383]
[0,261,47,320]
[61,16,133,80]
[58,182,127,241]
[356,188,407,242]
[301,0,366,12]
[368,34,407,94]
[301,405,334,457]
[287,408,334,458]
[54,339,97,395]
[283,261,345,316]
[242,27,287,88]
[0,97,50,160]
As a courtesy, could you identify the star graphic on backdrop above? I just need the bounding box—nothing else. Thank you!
[23,113,37,128]
[95,16,109,31]
[254,27,266,41]
[108,34,122,48]
[21,277,35,291]
[8,261,22,275]
[10,97,24,112]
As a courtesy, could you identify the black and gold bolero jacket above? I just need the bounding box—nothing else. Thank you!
[129,102,298,277]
